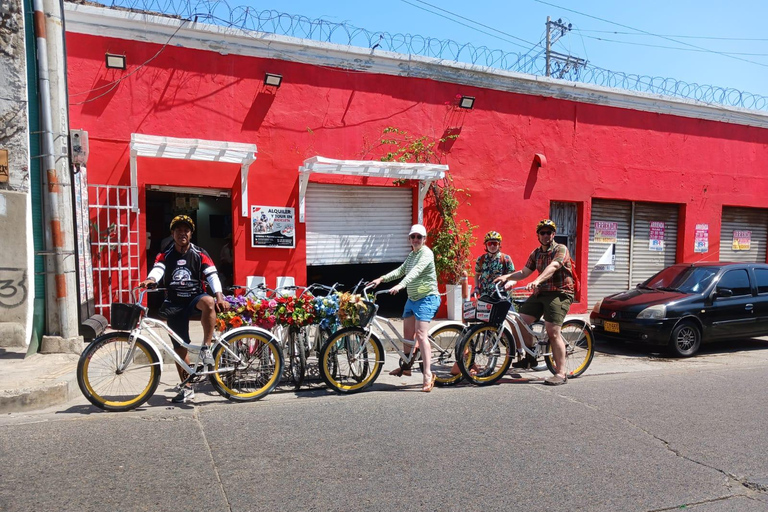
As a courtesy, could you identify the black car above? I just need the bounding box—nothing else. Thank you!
[590,262,768,357]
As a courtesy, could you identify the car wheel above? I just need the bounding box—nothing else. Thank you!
[668,320,701,357]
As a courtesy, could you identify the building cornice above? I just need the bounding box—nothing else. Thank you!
[64,2,768,130]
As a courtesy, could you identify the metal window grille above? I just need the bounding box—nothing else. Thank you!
[88,184,140,319]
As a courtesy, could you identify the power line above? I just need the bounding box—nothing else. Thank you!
[582,35,768,57]
[399,0,541,52]
[575,29,768,42]
[533,0,768,69]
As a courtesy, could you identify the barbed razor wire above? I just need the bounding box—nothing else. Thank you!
[81,0,768,112]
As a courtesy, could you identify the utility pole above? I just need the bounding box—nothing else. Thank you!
[545,16,587,78]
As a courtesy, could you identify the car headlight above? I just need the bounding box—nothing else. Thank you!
[591,299,603,315]
[637,304,666,320]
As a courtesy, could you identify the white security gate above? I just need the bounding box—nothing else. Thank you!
[89,185,141,319]
[630,202,679,286]
[719,207,768,263]
[305,183,412,265]
[588,200,631,307]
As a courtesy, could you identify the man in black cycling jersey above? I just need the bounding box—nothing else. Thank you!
[139,215,230,403]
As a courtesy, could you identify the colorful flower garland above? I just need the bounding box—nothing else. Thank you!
[216,291,374,332]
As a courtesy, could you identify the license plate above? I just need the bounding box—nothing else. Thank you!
[604,321,620,333]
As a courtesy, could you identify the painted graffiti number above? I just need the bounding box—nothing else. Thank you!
[0,268,27,308]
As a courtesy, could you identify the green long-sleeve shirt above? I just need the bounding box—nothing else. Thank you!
[380,246,440,301]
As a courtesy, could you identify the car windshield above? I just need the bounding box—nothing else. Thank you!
[642,266,720,294]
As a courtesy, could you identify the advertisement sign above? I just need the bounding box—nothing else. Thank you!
[732,230,751,251]
[594,221,618,243]
[594,244,616,272]
[694,224,709,253]
[251,205,295,248]
[648,221,665,251]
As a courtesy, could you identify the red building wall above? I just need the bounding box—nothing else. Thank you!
[66,30,768,313]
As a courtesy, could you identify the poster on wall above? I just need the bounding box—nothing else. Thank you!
[594,221,618,243]
[251,205,295,248]
[694,224,709,253]
[593,244,616,272]
[648,221,665,251]
[732,230,751,251]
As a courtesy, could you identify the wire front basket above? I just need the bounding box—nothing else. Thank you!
[463,295,511,326]
[358,300,378,328]
[110,302,143,330]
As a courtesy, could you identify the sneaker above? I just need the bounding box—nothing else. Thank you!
[200,346,214,366]
[511,352,538,370]
[171,387,195,403]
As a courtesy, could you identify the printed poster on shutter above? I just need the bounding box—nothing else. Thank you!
[251,206,295,248]
[732,230,751,251]
[594,221,618,243]
[648,221,665,251]
[694,224,708,253]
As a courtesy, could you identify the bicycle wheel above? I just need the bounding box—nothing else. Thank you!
[544,319,595,378]
[210,328,283,402]
[77,332,161,412]
[429,324,467,387]
[319,327,384,394]
[283,328,306,389]
[456,323,513,386]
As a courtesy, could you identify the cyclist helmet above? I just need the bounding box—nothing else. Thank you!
[170,214,195,232]
[536,219,557,233]
[484,231,502,244]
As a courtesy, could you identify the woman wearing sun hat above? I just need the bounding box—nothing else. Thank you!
[370,223,441,392]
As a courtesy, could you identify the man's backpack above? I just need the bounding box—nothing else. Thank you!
[565,253,581,295]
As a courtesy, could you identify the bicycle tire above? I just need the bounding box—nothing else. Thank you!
[456,323,513,386]
[284,328,306,389]
[77,332,161,412]
[318,327,384,394]
[210,328,283,402]
[544,319,595,378]
[429,324,467,387]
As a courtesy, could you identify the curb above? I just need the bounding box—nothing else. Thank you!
[0,370,79,414]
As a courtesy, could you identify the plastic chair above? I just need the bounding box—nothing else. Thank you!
[276,276,295,297]
[246,276,267,299]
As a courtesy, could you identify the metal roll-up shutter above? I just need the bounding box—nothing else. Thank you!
[630,202,679,286]
[306,183,412,266]
[719,207,768,263]
[588,200,631,308]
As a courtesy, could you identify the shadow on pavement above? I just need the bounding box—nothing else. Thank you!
[594,336,768,359]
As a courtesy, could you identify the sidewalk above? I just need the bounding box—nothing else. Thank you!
[0,314,591,414]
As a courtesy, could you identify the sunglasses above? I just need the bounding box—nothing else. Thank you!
[485,241,499,246]
[409,234,424,240]
[538,231,554,236]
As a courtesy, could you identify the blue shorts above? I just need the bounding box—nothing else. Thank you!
[161,294,206,348]
[403,294,441,322]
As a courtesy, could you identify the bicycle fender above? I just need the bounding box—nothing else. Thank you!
[221,325,279,342]
[129,333,164,375]
[428,321,466,335]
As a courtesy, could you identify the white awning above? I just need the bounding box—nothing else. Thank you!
[298,156,447,223]
[129,133,257,217]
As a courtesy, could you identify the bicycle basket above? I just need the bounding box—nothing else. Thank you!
[475,295,512,326]
[358,300,377,328]
[110,303,142,330]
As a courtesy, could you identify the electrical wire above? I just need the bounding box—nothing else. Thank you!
[581,34,768,57]
[575,29,768,42]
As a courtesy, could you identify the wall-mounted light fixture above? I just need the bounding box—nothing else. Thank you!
[458,95,475,109]
[264,73,283,87]
[105,53,126,70]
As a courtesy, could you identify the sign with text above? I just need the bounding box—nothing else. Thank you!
[0,149,8,183]
[648,221,665,251]
[732,230,751,251]
[593,221,618,243]
[251,205,295,248]
[694,224,709,253]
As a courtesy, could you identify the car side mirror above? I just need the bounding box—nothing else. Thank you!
[715,288,733,298]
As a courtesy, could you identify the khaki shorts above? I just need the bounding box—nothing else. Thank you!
[517,292,573,326]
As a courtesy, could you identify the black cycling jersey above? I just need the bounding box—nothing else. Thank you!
[148,243,221,304]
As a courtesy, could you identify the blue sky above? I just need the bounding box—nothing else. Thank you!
[248,0,768,97]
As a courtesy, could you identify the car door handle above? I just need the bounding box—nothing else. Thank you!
[745,304,754,311]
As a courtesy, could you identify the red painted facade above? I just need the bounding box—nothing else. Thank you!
[66,27,768,314]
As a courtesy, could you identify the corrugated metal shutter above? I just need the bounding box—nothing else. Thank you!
[630,202,679,286]
[588,200,631,308]
[719,207,768,263]
[306,183,412,266]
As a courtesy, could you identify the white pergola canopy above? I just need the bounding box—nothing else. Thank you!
[129,133,257,216]
[298,156,448,223]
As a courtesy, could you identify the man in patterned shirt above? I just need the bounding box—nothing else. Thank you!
[473,230,515,297]
[495,219,575,385]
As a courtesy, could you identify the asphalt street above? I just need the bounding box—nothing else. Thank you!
[2,338,768,512]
